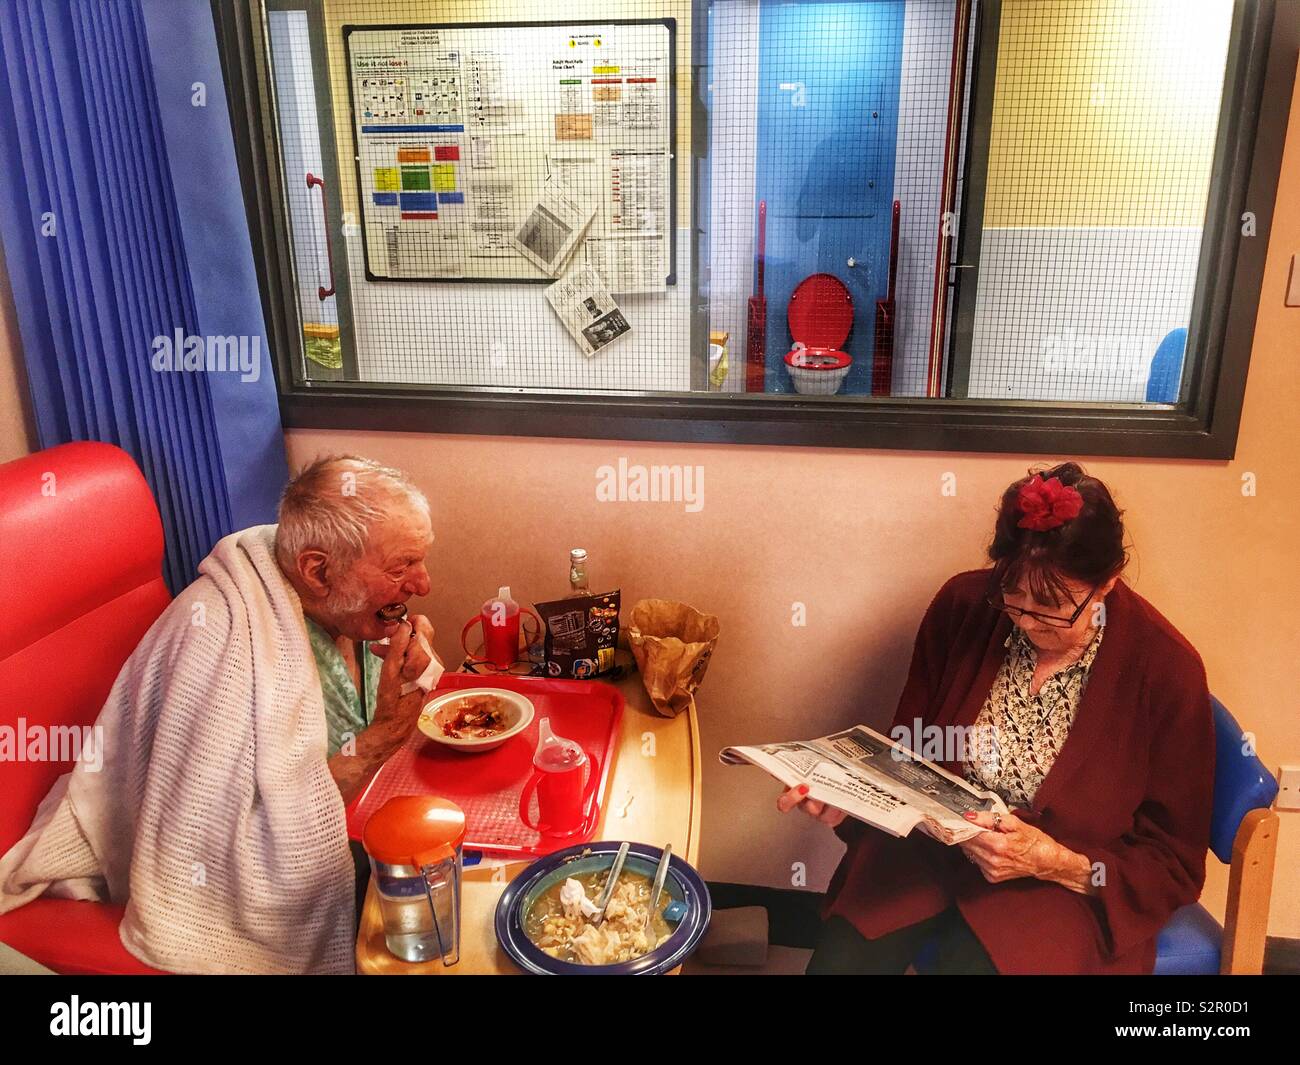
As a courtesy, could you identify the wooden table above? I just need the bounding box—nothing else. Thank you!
[355,661,702,974]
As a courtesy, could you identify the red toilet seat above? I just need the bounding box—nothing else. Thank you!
[784,347,852,370]
[785,273,853,370]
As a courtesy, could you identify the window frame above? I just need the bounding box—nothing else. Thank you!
[212,0,1294,459]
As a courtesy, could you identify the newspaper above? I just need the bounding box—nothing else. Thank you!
[720,724,1009,844]
[545,263,632,357]
[511,176,596,276]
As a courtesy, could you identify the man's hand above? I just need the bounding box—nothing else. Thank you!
[329,616,438,805]
[958,810,1097,895]
[369,615,436,734]
[776,783,848,827]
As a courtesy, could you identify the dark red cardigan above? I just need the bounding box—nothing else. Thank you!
[823,569,1215,974]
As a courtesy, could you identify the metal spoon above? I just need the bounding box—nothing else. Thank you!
[590,841,630,927]
[644,843,672,934]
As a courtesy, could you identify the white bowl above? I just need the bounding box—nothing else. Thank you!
[418,688,535,753]
[786,362,852,395]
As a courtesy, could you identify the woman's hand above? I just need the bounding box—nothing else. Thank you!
[776,783,847,828]
[958,810,1097,894]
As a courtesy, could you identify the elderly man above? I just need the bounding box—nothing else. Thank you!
[0,456,437,974]
[277,457,439,803]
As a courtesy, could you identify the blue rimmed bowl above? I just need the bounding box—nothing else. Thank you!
[494,841,711,975]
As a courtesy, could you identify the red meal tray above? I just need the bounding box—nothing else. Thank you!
[346,674,623,858]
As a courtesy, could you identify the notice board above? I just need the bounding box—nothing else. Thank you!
[343,19,676,291]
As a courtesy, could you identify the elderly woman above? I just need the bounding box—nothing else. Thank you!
[782,462,1214,975]
[0,455,438,974]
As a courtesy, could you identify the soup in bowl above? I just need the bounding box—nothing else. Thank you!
[495,841,711,975]
[525,865,674,965]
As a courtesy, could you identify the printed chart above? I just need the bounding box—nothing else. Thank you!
[344,20,675,290]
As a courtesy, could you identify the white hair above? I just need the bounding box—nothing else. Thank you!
[274,455,429,571]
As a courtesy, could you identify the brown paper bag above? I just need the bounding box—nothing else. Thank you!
[625,599,720,718]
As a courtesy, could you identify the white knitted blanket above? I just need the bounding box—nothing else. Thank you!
[0,524,355,974]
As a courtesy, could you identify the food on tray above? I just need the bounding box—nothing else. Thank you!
[524,870,672,965]
[434,694,512,739]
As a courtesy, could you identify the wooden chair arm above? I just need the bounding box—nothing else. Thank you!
[1220,807,1279,975]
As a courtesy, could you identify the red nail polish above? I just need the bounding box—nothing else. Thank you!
[963,811,976,819]
[797,784,809,795]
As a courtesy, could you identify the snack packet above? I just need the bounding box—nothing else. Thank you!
[533,590,621,680]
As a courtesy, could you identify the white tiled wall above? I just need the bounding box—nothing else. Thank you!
[966,226,1201,402]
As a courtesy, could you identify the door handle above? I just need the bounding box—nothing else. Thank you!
[306,172,336,300]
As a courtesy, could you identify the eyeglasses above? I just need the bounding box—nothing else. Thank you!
[985,583,1099,628]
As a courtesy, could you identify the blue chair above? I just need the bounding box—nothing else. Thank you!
[1145,327,1188,403]
[914,696,1279,975]
[1154,697,1279,974]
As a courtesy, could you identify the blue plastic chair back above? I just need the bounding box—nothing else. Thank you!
[1209,696,1278,864]
[1145,327,1187,403]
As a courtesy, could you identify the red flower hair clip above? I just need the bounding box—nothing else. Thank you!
[1016,475,1084,532]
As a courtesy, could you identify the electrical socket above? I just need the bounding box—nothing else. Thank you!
[1278,766,1300,811]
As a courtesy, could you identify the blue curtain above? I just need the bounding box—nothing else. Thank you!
[0,0,288,591]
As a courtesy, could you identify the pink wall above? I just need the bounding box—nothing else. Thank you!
[282,59,1300,942]
[284,411,1300,936]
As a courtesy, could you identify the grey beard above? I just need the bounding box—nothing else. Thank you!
[324,577,371,621]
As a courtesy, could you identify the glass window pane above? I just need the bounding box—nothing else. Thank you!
[963,0,1234,403]
[259,0,1237,408]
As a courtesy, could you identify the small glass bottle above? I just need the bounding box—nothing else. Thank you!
[567,548,590,597]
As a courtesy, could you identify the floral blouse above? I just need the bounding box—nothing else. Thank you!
[962,622,1105,808]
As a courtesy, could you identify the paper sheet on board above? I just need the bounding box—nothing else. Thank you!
[511,176,597,276]
[545,264,632,357]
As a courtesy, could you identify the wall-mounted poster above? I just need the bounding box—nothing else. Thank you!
[343,19,676,291]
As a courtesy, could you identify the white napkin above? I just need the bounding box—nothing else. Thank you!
[374,631,445,695]
[404,633,446,696]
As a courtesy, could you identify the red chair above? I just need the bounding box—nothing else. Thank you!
[0,442,172,973]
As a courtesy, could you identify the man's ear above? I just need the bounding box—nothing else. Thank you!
[1100,575,1120,598]
[296,549,332,599]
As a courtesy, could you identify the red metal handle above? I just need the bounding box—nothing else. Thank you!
[306,172,336,300]
[745,200,769,394]
[888,199,901,301]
